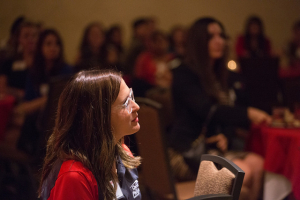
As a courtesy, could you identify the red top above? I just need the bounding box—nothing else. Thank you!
[48,144,133,200]
[134,51,173,86]
[0,95,15,140]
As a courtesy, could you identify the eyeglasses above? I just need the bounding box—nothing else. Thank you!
[122,88,136,114]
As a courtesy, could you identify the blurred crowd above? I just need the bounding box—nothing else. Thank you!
[1,16,299,101]
[0,15,300,199]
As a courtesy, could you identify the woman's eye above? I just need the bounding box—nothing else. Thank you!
[123,98,129,106]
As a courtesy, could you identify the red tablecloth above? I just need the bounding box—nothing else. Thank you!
[279,64,300,78]
[247,125,300,199]
[0,95,15,140]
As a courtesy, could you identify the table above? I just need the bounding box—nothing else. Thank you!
[279,64,300,79]
[247,125,300,199]
[0,95,15,140]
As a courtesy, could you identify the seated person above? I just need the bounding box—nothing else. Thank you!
[0,21,39,100]
[170,17,272,200]
[235,16,272,58]
[133,31,173,96]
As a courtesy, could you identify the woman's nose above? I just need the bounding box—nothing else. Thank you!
[132,101,140,112]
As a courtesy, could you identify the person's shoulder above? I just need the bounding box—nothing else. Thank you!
[58,160,94,181]
[172,62,193,75]
[122,144,134,157]
[237,34,245,40]
[60,63,73,74]
[0,59,14,73]
[138,51,153,60]
[51,160,98,200]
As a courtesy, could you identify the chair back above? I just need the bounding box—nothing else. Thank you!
[37,74,73,148]
[135,97,178,199]
[282,77,300,110]
[239,57,280,113]
[194,155,244,200]
[145,88,174,131]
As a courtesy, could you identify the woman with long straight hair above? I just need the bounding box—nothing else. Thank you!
[16,29,72,155]
[235,16,272,58]
[75,22,106,72]
[170,17,272,200]
[38,70,141,200]
[25,29,72,101]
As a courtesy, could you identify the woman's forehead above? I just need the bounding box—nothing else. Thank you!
[117,79,129,100]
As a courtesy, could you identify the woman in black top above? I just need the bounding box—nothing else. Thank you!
[170,17,271,200]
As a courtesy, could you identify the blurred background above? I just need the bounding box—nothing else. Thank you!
[1,0,300,62]
[1,1,300,200]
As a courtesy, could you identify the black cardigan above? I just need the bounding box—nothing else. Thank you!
[169,64,249,152]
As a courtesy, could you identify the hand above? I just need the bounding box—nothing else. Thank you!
[206,133,228,152]
[247,107,272,125]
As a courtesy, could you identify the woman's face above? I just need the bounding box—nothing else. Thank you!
[111,79,140,142]
[19,26,39,53]
[173,29,185,45]
[42,34,60,61]
[88,25,105,49]
[208,23,225,60]
[249,22,261,36]
[111,29,122,44]
[152,35,169,55]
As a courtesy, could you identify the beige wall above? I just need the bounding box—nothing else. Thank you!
[1,0,299,63]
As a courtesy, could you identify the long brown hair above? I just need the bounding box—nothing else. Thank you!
[38,70,141,200]
[185,17,228,101]
[31,29,66,87]
[77,22,106,71]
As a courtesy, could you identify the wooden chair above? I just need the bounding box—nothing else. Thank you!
[145,87,174,131]
[135,97,195,200]
[38,74,73,136]
[191,154,245,200]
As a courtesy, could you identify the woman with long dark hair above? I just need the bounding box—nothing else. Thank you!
[286,20,300,67]
[16,29,72,156]
[169,25,186,59]
[15,29,72,114]
[235,16,272,58]
[102,25,124,72]
[170,17,272,200]
[38,70,141,200]
[75,22,106,72]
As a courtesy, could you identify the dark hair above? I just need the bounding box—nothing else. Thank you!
[150,30,167,42]
[293,20,300,32]
[105,25,123,53]
[287,20,300,65]
[77,22,105,70]
[185,17,228,100]
[10,20,38,59]
[10,16,26,35]
[31,29,65,86]
[169,25,186,53]
[106,25,121,43]
[16,21,38,42]
[39,70,141,200]
[133,18,148,30]
[244,15,267,54]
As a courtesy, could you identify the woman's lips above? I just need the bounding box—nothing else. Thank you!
[132,116,139,122]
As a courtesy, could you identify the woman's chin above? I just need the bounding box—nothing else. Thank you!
[132,123,140,134]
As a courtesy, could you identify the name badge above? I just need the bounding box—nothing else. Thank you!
[110,181,124,199]
[130,180,140,199]
[12,61,27,71]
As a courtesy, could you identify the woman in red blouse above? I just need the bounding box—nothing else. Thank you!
[134,31,173,89]
[38,70,141,200]
[235,16,272,58]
